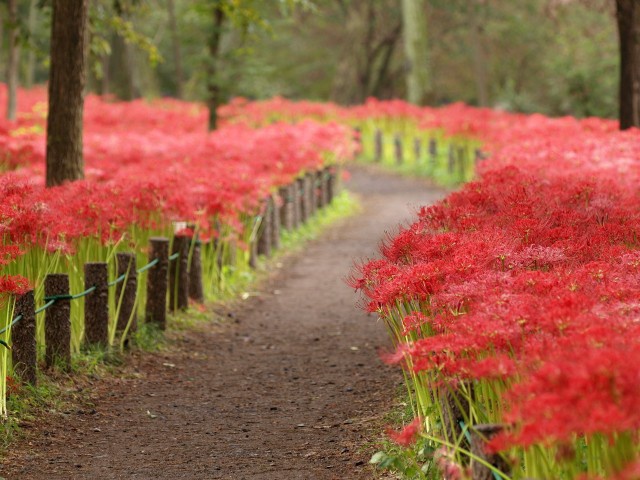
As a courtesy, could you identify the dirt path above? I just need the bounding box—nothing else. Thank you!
[1,166,444,480]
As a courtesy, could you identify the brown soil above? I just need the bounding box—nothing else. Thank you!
[0,166,444,480]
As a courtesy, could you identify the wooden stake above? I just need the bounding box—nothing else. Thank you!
[12,290,37,384]
[169,235,189,311]
[146,237,169,329]
[470,424,511,480]
[189,240,205,303]
[84,262,109,347]
[45,273,71,369]
[116,252,137,336]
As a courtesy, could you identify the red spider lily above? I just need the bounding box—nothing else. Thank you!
[386,417,422,447]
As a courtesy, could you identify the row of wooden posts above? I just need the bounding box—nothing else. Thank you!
[369,129,484,178]
[10,166,339,386]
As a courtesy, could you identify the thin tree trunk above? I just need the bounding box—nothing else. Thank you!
[25,0,37,88]
[617,0,640,129]
[6,0,19,121]
[207,5,225,131]
[470,7,489,107]
[46,0,88,187]
[167,0,184,99]
[100,53,110,95]
[401,0,429,105]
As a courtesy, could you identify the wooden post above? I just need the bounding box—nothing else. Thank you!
[394,135,403,165]
[321,168,330,206]
[429,138,438,172]
[475,148,484,165]
[458,147,466,181]
[84,262,109,347]
[270,195,281,251]
[45,273,71,369]
[439,386,471,448]
[188,240,205,303]
[374,129,383,162]
[353,126,362,151]
[293,178,303,227]
[299,176,309,223]
[169,235,189,311]
[146,237,169,329]
[257,198,272,258]
[279,186,294,231]
[448,144,455,174]
[116,252,137,336]
[306,172,317,217]
[414,138,422,164]
[12,290,37,384]
[327,167,337,204]
[316,169,326,208]
[470,424,511,480]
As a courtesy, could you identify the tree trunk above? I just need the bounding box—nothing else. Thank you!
[108,32,138,101]
[401,0,429,105]
[25,0,38,88]
[6,0,19,121]
[167,0,184,99]
[46,0,88,187]
[470,6,489,107]
[207,5,225,130]
[617,0,640,129]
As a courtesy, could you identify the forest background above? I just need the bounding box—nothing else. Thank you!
[0,0,620,120]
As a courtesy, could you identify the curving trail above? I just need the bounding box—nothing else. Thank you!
[1,166,444,480]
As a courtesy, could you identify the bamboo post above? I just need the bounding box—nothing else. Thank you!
[374,129,383,162]
[470,424,511,480]
[169,235,189,311]
[257,198,272,258]
[146,237,169,329]
[270,194,281,251]
[84,262,109,347]
[116,253,137,336]
[45,274,71,369]
[189,240,205,303]
[12,290,36,384]
[394,135,403,165]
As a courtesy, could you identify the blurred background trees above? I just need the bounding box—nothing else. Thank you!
[0,0,624,119]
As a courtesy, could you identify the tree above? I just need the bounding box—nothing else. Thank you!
[199,0,312,130]
[401,0,429,104]
[206,2,225,130]
[167,0,184,99]
[6,0,19,121]
[46,0,89,187]
[616,0,640,129]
